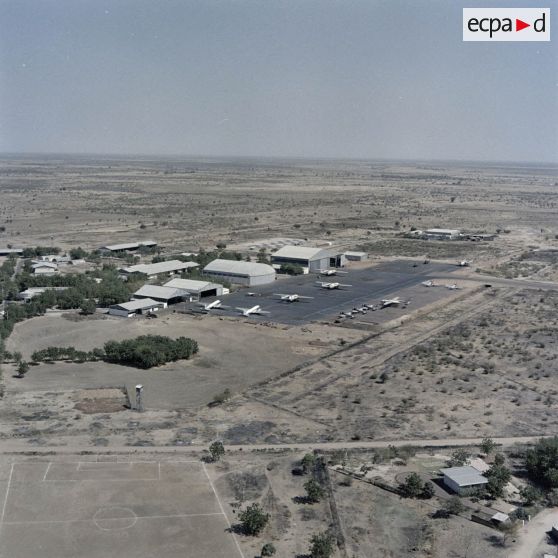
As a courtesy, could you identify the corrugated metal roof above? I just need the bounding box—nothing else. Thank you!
[133,285,188,300]
[164,278,221,293]
[425,229,460,235]
[203,259,276,277]
[442,466,488,486]
[111,298,161,311]
[102,240,157,251]
[122,260,198,275]
[272,245,331,261]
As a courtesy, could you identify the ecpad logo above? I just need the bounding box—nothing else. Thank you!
[463,8,550,41]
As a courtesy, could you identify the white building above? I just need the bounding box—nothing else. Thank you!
[31,262,58,275]
[18,287,68,302]
[163,278,224,300]
[344,251,368,262]
[425,228,461,240]
[442,466,488,495]
[271,245,345,274]
[120,260,199,278]
[108,298,163,317]
[100,240,157,253]
[203,259,276,286]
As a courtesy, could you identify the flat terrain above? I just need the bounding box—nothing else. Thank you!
[0,459,241,558]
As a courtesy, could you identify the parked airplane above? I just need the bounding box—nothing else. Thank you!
[274,293,314,302]
[421,280,437,287]
[318,269,348,276]
[316,281,352,290]
[445,283,461,290]
[381,297,407,308]
[197,299,229,311]
[457,260,471,267]
[236,305,270,316]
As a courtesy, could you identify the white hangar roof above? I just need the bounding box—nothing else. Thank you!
[111,298,162,312]
[122,260,198,275]
[164,278,222,293]
[132,285,188,300]
[204,259,275,277]
[272,246,331,261]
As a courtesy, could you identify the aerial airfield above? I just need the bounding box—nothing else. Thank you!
[0,156,558,558]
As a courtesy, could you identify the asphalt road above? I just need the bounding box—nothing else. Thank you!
[191,260,457,325]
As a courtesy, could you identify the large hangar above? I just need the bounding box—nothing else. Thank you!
[203,259,276,286]
[271,245,346,273]
[164,278,224,300]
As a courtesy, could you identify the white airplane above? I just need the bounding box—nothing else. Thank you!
[274,293,314,303]
[236,305,270,317]
[445,283,461,290]
[421,280,438,287]
[381,297,405,308]
[316,281,352,290]
[197,299,229,311]
[318,269,348,276]
[338,311,354,319]
[457,260,471,267]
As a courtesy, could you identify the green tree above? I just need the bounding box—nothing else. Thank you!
[399,472,424,498]
[16,360,29,377]
[309,531,335,558]
[304,479,325,503]
[448,449,470,467]
[260,542,276,556]
[525,437,558,488]
[80,299,96,315]
[444,496,465,516]
[480,437,496,455]
[486,463,511,498]
[238,503,269,536]
[519,485,541,505]
[421,481,435,499]
[209,441,225,462]
[301,453,316,474]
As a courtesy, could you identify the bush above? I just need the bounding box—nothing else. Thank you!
[304,479,325,503]
[80,299,96,315]
[261,542,276,556]
[209,441,225,462]
[279,263,304,276]
[238,503,269,536]
[309,531,335,558]
[399,473,424,498]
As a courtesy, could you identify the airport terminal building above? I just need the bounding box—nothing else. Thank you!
[203,259,276,286]
[271,245,346,274]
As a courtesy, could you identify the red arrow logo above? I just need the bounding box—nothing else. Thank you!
[516,18,530,31]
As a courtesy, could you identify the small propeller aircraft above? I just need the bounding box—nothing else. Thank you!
[457,260,471,267]
[197,299,229,311]
[235,305,270,317]
[316,281,352,290]
[445,283,461,290]
[381,297,408,308]
[317,269,348,276]
[421,280,438,287]
[274,293,314,303]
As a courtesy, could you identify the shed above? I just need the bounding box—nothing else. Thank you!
[121,259,198,277]
[442,466,488,495]
[132,285,189,306]
[108,298,163,317]
[344,251,368,262]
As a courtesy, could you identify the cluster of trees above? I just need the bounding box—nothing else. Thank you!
[21,246,60,258]
[525,436,558,488]
[104,335,198,369]
[31,346,104,363]
[399,473,435,499]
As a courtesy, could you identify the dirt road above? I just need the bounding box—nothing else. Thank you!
[508,507,558,558]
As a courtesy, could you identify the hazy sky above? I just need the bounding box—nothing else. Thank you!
[1,0,556,162]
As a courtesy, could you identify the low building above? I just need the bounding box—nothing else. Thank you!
[18,287,68,302]
[108,298,163,317]
[100,240,157,253]
[163,278,224,300]
[120,259,198,278]
[132,285,189,306]
[31,262,58,275]
[471,510,510,529]
[344,251,368,262]
[203,259,276,286]
[39,254,71,264]
[0,248,23,256]
[271,245,346,274]
[442,466,488,495]
[425,228,461,240]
